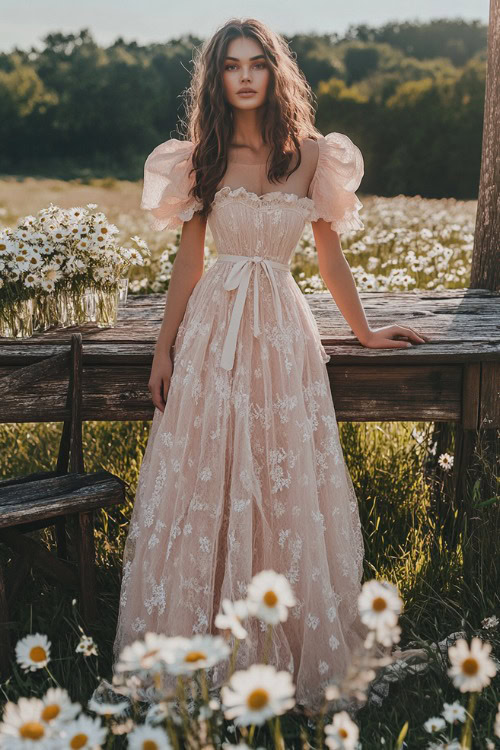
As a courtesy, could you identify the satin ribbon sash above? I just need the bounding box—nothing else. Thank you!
[216,253,291,370]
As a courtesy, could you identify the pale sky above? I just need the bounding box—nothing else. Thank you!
[0,0,490,53]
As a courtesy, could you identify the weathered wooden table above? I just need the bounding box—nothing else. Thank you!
[0,289,498,428]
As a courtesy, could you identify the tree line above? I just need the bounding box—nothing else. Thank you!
[0,18,487,199]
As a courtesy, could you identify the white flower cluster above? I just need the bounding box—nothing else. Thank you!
[0,202,150,305]
[2,570,498,749]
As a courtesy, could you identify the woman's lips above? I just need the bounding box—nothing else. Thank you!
[237,91,257,96]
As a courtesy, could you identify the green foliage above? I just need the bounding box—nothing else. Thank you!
[0,21,487,198]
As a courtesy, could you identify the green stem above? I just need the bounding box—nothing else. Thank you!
[460,691,478,749]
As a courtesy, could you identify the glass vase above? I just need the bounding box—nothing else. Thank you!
[55,288,88,327]
[32,293,58,332]
[117,277,129,306]
[0,298,34,338]
[94,286,119,327]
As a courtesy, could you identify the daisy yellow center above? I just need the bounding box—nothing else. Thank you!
[70,733,88,748]
[462,657,478,675]
[29,645,47,662]
[101,227,108,234]
[247,688,269,710]
[0,243,6,251]
[29,257,38,265]
[372,597,387,612]
[41,704,60,721]
[20,722,45,739]
[263,590,278,607]
[184,650,206,663]
[339,728,348,738]
[143,742,159,750]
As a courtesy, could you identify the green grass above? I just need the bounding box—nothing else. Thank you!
[0,418,498,748]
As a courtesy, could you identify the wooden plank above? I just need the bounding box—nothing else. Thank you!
[0,528,78,587]
[327,364,462,422]
[480,362,500,428]
[0,471,125,527]
[0,362,465,423]
[461,363,481,430]
[0,351,68,396]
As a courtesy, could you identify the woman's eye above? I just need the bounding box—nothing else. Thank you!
[224,63,266,71]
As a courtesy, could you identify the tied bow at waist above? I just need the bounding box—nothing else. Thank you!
[216,253,291,370]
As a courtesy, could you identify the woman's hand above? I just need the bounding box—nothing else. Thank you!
[148,349,174,412]
[359,325,431,349]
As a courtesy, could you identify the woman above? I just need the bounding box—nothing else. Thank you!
[112,17,428,712]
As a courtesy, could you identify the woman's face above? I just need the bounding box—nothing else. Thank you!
[222,36,270,111]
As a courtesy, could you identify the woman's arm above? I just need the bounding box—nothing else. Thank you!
[312,219,429,348]
[149,212,208,411]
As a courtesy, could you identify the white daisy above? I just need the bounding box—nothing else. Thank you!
[481,615,499,630]
[40,687,81,728]
[68,207,88,223]
[15,633,51,671]
[24,273,40,288]
[245,570,296,625]
[130,235,149,251]
[67,224,86,241]
[115,632,172,675]
[424,716,446,732]
[41,279,56,293]
[357,579,402,635]
[48,226,71,243]
[438,453,454,471]
[13,255,32,272]
[127,724,172,749]
[163,634,230,676]
[215,598,249,639]
[447,637,497,693]
[324,710,359,749]
[25,253,42,270]
[57,714,107,749]
[75,635,98,657]
[221,663,295,726]
[441,700,467,724]
[94,221,115,239]
[42,265,62,283]
[86,203,98,210]
[76,238,92,252]
[87,696,130,718]
[0,697,55,746]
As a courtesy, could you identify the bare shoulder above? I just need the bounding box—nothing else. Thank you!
[299,137,320,181]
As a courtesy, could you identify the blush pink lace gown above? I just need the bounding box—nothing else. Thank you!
[112,132,371,711]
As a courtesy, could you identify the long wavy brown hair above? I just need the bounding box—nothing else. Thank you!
[180,18,322,218]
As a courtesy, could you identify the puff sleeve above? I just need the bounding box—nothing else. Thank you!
[308,132,365,233]
[140,138,203,231]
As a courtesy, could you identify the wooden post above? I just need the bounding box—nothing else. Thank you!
[453,0,500,587]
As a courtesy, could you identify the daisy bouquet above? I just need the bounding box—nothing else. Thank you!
[0,202,150,337]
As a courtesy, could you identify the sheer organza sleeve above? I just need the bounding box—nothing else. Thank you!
[308,132,365,233]
[140,139,203,231]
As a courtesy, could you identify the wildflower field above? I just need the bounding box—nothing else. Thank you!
[0,177,498,750]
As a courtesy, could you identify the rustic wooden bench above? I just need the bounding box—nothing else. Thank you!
[0,333,127,677]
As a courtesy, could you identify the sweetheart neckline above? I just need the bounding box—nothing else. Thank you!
[213,185,314,206]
